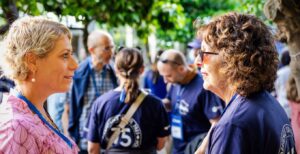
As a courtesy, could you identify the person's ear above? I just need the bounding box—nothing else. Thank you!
[24,52,38,73]
[88,47,95,55]
[178,65,185,74]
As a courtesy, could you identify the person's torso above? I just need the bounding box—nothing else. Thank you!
[0,95,79,154]
[144,70,167,99]
[210,91,295,154]
[92,90,170,150]
[169,74,223,154]
[79,65,116,148]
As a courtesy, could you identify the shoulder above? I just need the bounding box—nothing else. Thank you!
[93,90,119,106]
[74,58,91,77]
[0,112,39,147]
[220,91,287,127]
[142,93,165,109]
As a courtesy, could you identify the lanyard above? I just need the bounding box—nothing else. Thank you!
[174,86,185,114]
[221,93,238,116]
[12,90,73,148]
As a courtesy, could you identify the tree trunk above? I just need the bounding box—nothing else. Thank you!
[0,0,19,35]
[264,0,300,95]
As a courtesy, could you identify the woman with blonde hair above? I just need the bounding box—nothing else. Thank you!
[0,16,79,153]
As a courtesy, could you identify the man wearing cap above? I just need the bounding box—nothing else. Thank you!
[187,39,202,64]
[157,49,224,154]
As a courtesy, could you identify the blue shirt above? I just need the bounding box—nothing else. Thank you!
[86,90,170,150]
[207,91,296,154]
[168,74,224,154]
[68,57,118,144]
[143,69,167,99]
[79,62,116,149]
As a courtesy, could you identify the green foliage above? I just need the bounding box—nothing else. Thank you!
[0,0,266,49]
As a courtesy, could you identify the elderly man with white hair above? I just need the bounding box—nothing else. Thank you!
[67,30,118,154]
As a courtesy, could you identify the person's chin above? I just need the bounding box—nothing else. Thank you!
[203,81,212,91]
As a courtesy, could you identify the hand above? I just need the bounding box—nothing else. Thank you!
[162,98,172,112]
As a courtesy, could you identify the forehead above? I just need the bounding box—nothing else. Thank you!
[51,35,71,53]
[201,40,210,51]
[97,35,113,46]
[158,62,176,75]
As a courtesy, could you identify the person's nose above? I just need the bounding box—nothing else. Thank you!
[195,55,203,68]
[69,56,78,71]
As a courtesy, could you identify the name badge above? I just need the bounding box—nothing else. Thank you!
[171,114,184,140]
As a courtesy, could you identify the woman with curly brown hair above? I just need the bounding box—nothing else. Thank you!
[195,12,296,154]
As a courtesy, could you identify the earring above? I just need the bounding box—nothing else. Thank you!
[31,78,36,82]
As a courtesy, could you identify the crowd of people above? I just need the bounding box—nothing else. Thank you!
[0,12,299,154]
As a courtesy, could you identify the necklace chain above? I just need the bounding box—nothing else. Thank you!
[17,88,60,131]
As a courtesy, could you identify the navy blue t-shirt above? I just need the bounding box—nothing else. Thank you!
[207,91,296,154]
[144,70,167,99]
[168,74,224,154]
[86,90,170,150]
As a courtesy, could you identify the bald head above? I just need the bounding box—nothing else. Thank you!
[158,49,188,67]
[157,49,188,84]
[87,30,113,49]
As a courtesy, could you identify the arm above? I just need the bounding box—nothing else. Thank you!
[156,136,168,150]
[194,118,219,154]
[88,141,100,154]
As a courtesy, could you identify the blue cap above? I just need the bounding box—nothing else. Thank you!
[188,39,201,49]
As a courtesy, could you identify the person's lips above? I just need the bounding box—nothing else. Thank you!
[64,76,73,80]
[201,71,208,76]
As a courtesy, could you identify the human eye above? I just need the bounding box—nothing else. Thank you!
[62,52,70,59]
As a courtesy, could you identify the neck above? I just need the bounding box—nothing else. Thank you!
[219,86,236,106]
[17,83,49,112]
[179,67,196,85]
[93,62,104,72]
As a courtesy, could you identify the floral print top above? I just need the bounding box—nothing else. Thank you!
[0,94,79,154]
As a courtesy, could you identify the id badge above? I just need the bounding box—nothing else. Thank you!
[171,114,184,140]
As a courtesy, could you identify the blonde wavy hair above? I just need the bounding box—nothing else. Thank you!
[0,16,71,82]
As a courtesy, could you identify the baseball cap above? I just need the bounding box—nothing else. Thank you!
[187,39,202,49]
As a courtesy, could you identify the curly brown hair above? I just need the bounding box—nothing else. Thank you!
[197,12,279,96]
[286,76,300,103]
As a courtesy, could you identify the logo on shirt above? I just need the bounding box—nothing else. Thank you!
[103,115,142,148]
[279,124,296,153]
[178,99,189,115]
[212,105,223,113]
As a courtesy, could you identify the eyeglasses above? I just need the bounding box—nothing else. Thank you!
[196,49,219,63]
[158,58,182,65]
[94,45,115,52]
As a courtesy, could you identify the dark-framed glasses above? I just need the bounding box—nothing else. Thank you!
[197,49,219,63]
[94,44,115,52]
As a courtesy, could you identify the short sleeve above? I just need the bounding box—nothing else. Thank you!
[199,90,223,120]
[86,102,100,142]
[156,101,171,137]
[0,120,39,154]
[207,124,247,154]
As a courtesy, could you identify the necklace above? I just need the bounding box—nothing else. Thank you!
[17,88,60,131]
[13,89,73,148]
